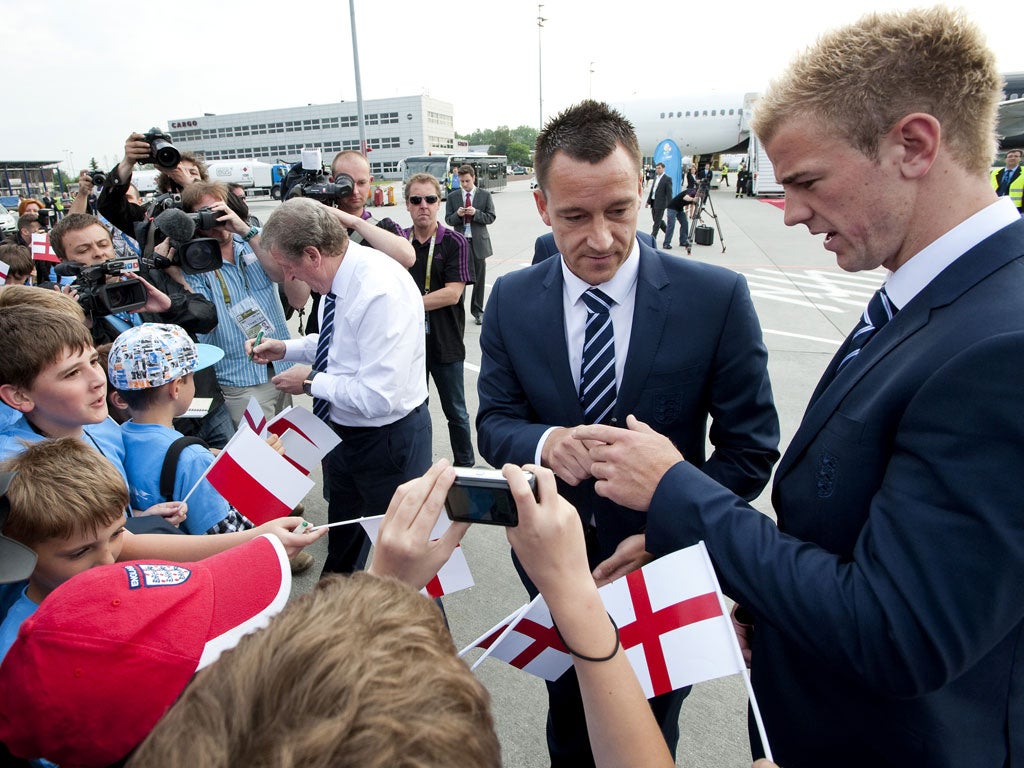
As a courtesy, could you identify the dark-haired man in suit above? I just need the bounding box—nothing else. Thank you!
[477,100,780,767]
[645,161,671,243]
[576,8,1024,767]
[445,164,495,325]
[992,148,1022,212]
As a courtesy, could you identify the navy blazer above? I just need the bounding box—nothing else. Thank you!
[646,219,1024,766]
[444,186,495,260]
[478,241,780,560]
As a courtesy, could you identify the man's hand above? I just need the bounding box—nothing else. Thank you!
[368,459,470,590]
[270,364,311,395]
[76,170,95,197]
[205,200,248,237]
[246,336,286,363]
[505,464,592,602]
[573,414,683,511]
[592,533,653,586]
[255,516,327,558]
[136,501,187,527]
[732,604,753,668]
[540,426,595,486]
[464,205,476,217]
[132,274,173,314]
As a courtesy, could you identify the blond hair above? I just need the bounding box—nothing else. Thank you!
[0,437,127,546]
[0,283,86,321]
[751,7,1001,175]
[404,172,442,199]
[130,573,500,768]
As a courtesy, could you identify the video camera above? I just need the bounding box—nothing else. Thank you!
[132,195,223,275]
[142,128,181,170]
[281,147,354,204]
[54,259,148,316]
[89,170,106,187]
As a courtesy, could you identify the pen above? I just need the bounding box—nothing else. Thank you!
[249,329,264,361]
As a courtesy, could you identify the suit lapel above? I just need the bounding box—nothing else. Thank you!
[776,220,1024,480]
[535,258,585,422]
[616,247,669,415]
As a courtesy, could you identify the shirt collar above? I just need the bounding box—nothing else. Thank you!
[560,236,641,307]
[885,196,1019,309]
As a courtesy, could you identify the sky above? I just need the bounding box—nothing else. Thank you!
[8,0,1022,175]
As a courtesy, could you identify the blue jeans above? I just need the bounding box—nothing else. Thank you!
[428,358,475,466]
[664,209,690,246]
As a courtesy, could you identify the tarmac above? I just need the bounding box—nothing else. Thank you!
[248,178,884,768]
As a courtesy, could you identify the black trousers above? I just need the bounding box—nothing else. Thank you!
[321,401,432,575]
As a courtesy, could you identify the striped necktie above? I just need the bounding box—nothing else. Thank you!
[836,286,896,375]
[312,293,336,422]
[579,288,617,424]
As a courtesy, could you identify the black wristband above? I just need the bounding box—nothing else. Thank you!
[552,612,620,662]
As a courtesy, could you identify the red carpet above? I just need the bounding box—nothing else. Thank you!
[761,199,786,210]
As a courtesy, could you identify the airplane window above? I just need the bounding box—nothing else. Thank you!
[686,111,691,117]
[669,112,674,118]
[703,110,708,116]
[711,110,717,116]
[729,109,735,115]
[660,112,665,119]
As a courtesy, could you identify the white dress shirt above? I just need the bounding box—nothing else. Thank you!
[282,241,428,427]
[884,197,1019,310]
[534,237,642,462]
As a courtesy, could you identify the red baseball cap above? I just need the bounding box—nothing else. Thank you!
[0,533,291,767]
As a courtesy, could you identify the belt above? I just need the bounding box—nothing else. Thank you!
[329,400,427,438]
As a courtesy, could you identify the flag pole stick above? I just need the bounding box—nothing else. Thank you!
[470,599,538,670]
[697,542,774,762]
[179,423,249,505]
[458,603,529,658]
[308,513,385,532]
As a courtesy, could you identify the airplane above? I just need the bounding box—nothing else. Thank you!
[618,73,1024,159]
[615,92,757,158]
[997,72,1024,150]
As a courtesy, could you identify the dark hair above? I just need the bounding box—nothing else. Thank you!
[533,100,642,190]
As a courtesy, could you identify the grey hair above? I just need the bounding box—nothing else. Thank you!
[261,198,349,261]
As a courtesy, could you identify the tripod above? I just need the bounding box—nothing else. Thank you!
[686,182,726,255]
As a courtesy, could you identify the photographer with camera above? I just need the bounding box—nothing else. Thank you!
[180,181,309,427]
[97,130,208,240]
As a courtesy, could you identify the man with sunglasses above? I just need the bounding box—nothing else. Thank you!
[403,174,475,468]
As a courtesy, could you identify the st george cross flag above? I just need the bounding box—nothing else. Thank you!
[359,515,474,598]
[266,405,342,474]
[0,260,8,282]
[463,595,574,681]
[601,542,742,699]
[30,233,59,263]
[184,423,313,526]
[242,396,266,437]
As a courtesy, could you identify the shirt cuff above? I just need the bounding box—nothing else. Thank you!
[281,338,310,363]
[535,426,558,466]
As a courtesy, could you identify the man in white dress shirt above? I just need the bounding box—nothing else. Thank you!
[251,198,431,576]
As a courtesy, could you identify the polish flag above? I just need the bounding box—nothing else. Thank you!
[0,260,8,282]
[464,595,573,681]
[30,233,59,263]
[601,542,743,699]
[267,405,341,473]
[359,515,474,598]
[242,396,266,437]
[200,424,313,525]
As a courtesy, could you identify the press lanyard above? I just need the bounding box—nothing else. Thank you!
[408,228,436,293]
[211,254,250,306]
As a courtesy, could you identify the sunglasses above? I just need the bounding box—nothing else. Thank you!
[408,195,439,205]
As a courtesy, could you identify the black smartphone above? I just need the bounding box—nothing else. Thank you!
[444,468,535,527]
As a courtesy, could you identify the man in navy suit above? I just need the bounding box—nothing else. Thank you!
[575,9,1024,767]
[991,148,1022,212]
[646,162,672,242]
[477,100,780,766]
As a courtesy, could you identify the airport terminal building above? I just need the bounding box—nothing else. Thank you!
[165,95,455,180]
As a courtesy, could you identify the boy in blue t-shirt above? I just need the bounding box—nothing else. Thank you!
[109,323,255,535]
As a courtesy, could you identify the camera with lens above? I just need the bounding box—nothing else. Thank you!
[188,206,220,231]
[280,147,354,205]
[54,260,148,316]
[89,170,107,187]
[142,127,181,170]
[132,200,223,275]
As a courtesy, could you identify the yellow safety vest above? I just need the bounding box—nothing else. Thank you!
[991,168,1024,210]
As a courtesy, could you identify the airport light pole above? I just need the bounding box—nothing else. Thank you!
[349,0,369,158]
[537,5,547,131]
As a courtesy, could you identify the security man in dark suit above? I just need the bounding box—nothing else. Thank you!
[645,161,671,242]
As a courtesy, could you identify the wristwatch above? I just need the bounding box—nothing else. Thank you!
[302,370,319,397]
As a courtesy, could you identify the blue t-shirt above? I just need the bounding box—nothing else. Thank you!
[0,586,37,665]
[0,403,19,432]
[0,416,127,486]
[121,420,230,535]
